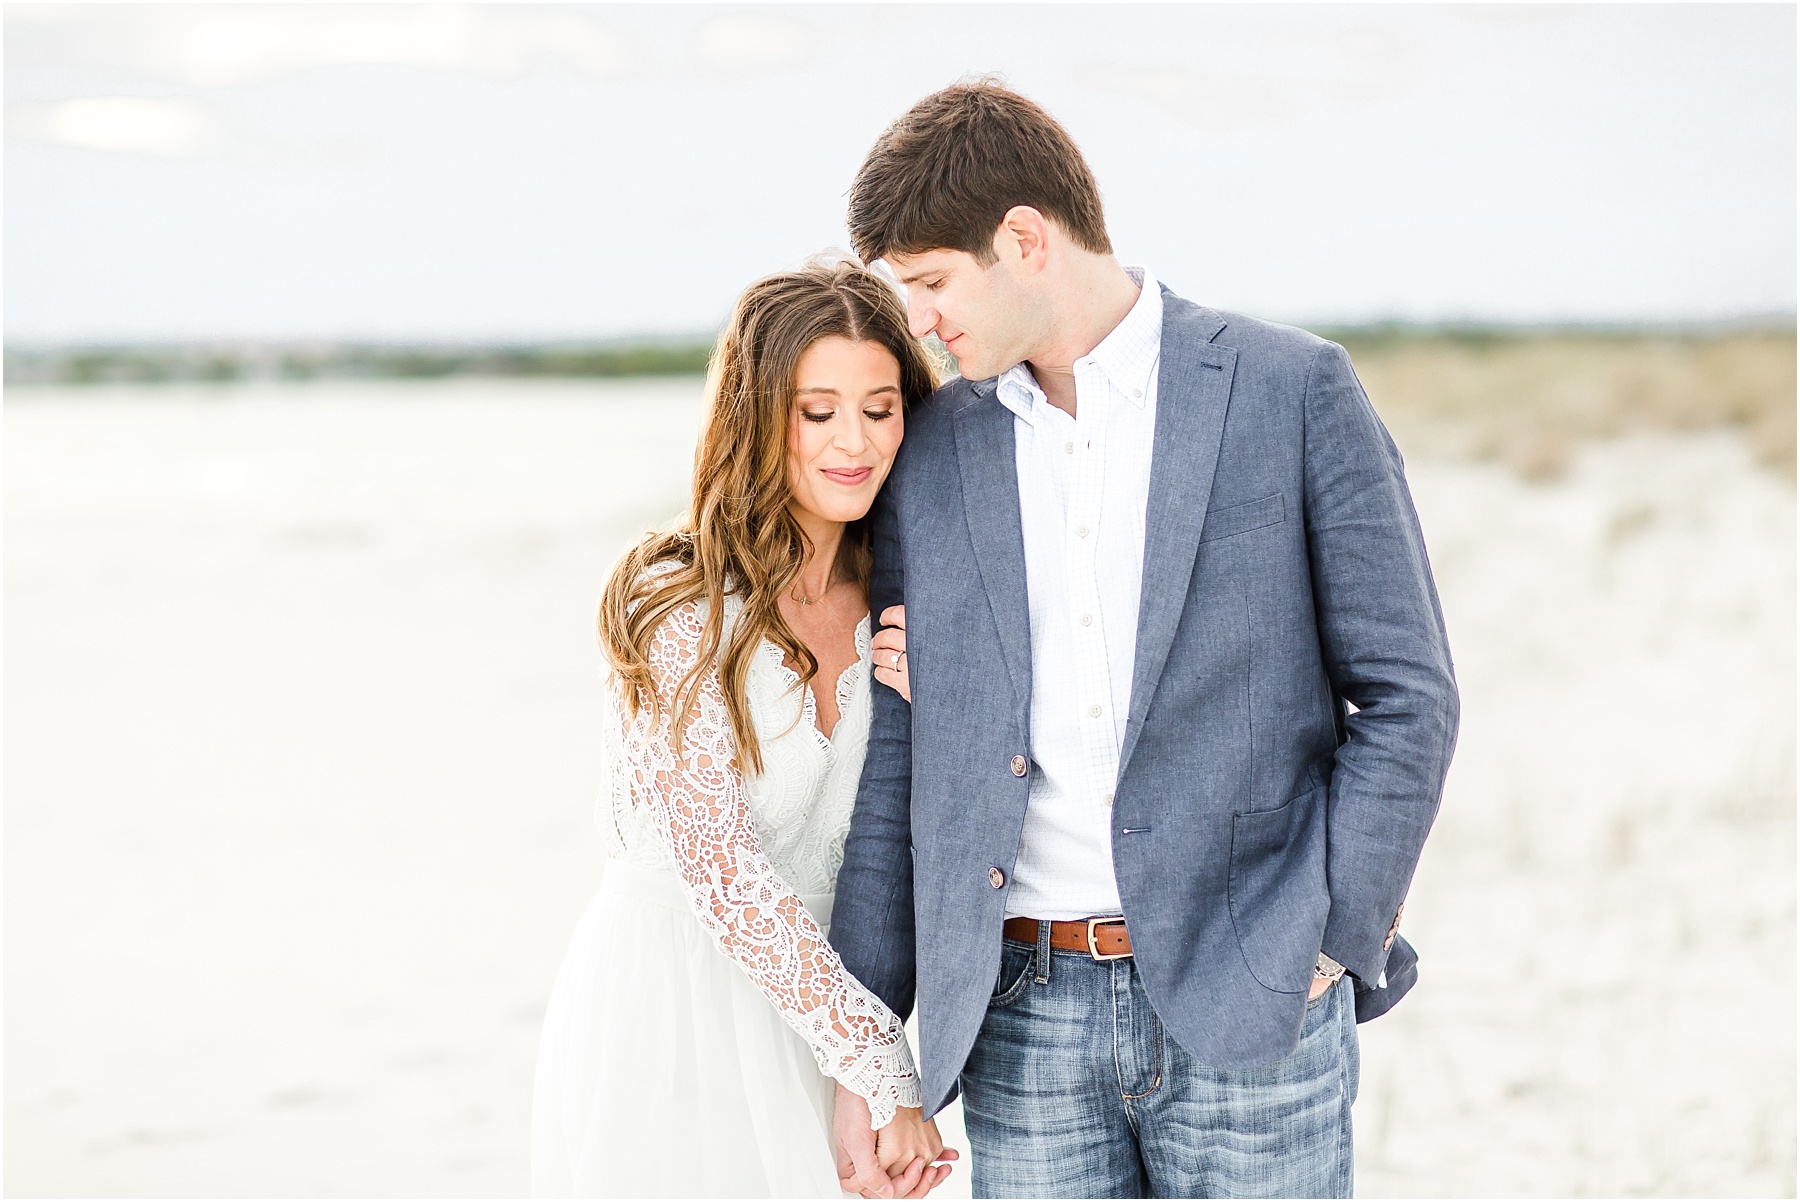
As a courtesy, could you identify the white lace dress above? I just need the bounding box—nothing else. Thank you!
[531,593,921,1198]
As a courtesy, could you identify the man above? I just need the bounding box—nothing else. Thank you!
[829,79,1458,1199]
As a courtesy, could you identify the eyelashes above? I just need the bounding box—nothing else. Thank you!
[800,409,896,424]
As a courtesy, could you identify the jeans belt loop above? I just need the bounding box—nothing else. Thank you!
[1034,918,1053,984]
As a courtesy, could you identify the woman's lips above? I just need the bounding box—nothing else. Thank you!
[821,466,873,486]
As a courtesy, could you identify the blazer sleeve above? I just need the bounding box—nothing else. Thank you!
[1302,340,1461,984]
[828,465,919,1020]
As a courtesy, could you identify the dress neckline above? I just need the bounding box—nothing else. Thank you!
[765,613,871,747]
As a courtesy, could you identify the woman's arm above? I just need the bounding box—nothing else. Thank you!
[619,601,922,1129]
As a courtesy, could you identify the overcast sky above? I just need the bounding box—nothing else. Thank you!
[6,3,1794,343]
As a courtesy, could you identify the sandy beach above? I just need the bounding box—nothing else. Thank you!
[5,376,1793,1196]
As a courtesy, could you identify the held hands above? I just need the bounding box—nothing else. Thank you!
[877,1105,956,1198]
[833,1084,957,1199]
[871,605,910,702]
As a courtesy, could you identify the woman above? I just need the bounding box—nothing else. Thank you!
[531,261,952,1198]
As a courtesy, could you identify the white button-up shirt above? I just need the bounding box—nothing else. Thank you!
[998,266,1162,921]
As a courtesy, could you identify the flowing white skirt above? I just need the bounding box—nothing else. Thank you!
[531,858,842,1197]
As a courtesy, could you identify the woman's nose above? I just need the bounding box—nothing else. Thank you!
[834,414,870,454]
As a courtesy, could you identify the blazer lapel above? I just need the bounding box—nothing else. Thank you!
[1118,296,1238,777]
[953,389,1032,710]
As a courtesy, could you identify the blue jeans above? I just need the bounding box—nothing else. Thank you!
[960,929,1358,1198]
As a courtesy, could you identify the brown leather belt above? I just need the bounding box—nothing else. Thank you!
[1002,915,1133,961]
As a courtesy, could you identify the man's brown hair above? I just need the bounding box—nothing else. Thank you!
[847,77,1112,266]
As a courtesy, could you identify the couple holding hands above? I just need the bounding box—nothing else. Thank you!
[533,79,1458,1200]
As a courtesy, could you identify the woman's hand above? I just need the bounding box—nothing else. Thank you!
[835,1090,957,1199]
[875,1107,956,1198]
[871,605,910,702]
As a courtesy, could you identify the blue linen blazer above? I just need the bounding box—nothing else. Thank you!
[828,287,1460,1117]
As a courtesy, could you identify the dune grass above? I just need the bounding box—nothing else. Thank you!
[9,328,1792,480]
[1338,329,1796,479]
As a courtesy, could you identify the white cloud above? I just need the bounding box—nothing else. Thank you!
[8,5,630,88]
[168,6,627,85]
[8,96,225,157]
[2,5,1789,338]
[1073,64,1304,133]
[1070,16,1422,135]
[5,3,77,26]
[693,14,812,73]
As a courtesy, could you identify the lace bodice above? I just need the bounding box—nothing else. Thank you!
[597,589,921,1128]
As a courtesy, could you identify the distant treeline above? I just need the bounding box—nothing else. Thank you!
[9,324,1792,477]
[3,339,717,386]
[1314,318,1796,353]
[7,320,1790,388]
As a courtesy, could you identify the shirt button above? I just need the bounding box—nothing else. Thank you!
[1088,705,1102,718]
[1103,792,1115,807]
[1080,613,1093,626]
[1132,388,1143,398]
[1076,526,1090,538]
[1010,754,1028,777]
[1064,442,1074,455]
[989,867,1006,889]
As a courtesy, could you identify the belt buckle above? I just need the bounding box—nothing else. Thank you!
[1085,917,1130,961]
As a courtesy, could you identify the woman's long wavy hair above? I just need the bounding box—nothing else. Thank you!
[598,260,938,775]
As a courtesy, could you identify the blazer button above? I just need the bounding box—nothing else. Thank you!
[1010,754,1028,777]
[988,867,1006,889]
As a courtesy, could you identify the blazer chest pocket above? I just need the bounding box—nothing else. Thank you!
[1200,492,1285,543]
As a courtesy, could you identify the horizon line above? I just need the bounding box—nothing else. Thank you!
[6,313,1796,355]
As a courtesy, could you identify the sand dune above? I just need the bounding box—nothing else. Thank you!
[5,377,1792,1196]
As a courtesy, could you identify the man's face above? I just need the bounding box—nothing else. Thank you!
[885,244,1040,382]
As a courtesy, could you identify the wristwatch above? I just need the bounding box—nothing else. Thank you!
[1313,952,1347,982]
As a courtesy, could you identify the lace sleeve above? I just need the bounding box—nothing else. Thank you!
[620,602,922,1129]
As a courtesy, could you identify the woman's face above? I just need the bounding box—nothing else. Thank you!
[786,336,905,527]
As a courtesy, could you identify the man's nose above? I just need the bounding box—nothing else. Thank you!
[905,298,938,340]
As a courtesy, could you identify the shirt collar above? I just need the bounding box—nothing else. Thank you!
[995,265,1162,421]
[1087,265,1162,406]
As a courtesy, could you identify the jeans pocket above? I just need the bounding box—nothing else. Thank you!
[989,943,1034,1009]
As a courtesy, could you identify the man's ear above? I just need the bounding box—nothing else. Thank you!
[993,205,1052,275]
